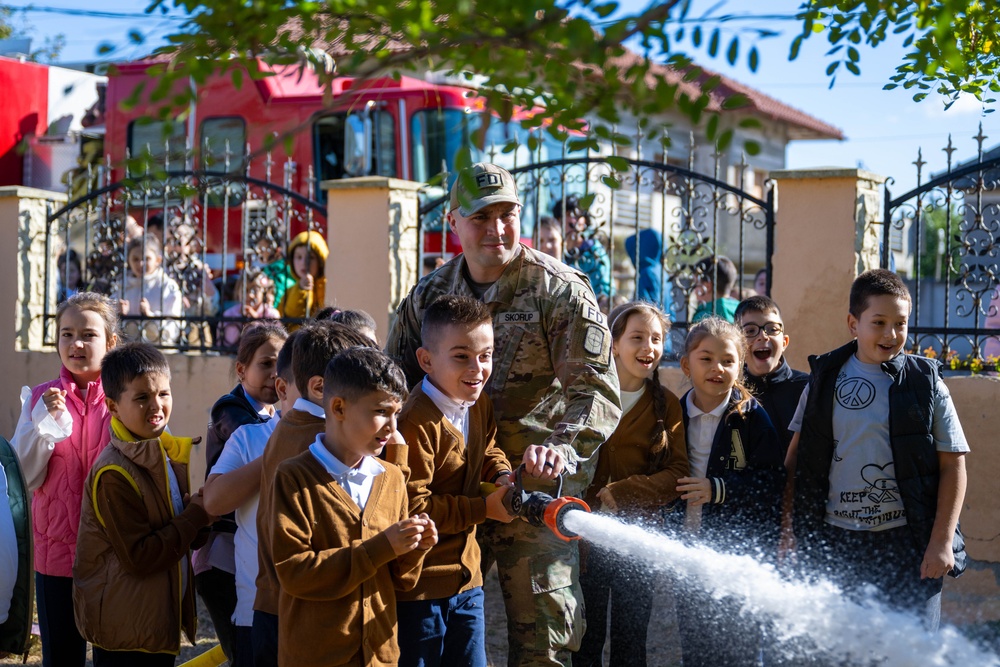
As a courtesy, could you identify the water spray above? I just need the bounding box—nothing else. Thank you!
[482,465,590,541]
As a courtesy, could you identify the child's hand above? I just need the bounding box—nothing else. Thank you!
[139,298,153,317]
[677,477,712,507]
[186,489,217,522]
[485,485,514,523]
[596,487,618,514]
[385,515,432,556]
[119,299,130,315]
[522,446,565,480]
[412,513,438,550]
[41,387,67,418]
[920,539,955,579]
[299,274,314,291]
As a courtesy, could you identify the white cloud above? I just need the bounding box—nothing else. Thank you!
[924,92,988,118]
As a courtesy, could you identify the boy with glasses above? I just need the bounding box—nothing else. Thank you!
[734,296,808,455]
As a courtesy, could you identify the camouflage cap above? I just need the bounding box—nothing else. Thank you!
[450,163,520,216]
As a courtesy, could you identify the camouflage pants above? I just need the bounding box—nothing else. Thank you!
[479,518,585,667]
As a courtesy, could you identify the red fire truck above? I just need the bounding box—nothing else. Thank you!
[102,59,548,258]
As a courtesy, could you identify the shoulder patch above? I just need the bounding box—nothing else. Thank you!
[583,326,606,355]
[580,301,606,326]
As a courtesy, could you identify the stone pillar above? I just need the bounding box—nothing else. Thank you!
[322,177,422,337]
[768,168,886,371]
[0,186,66,353]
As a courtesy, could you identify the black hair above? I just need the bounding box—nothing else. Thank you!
[330,309,377,335]
[276,328,304,382]
[292,321,378,397]
[323,346,408,404]
[420,295,492,348]
[101,342,170,401]
[236,321,288,368]
[552,195,584,222]
[537,215,560,233]
[849,269,911,317]
[734,295,782,323]
[694,255,738,298]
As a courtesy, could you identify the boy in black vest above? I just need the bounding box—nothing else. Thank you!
[785,270,968,632]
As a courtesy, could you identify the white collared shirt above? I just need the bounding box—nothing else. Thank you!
[685,389,732,479]
[245,392,273,418]
[421,376,475,443]
[292,397,325,420]
[309,435,384,511]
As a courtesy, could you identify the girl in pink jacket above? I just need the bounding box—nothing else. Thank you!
[11,292,119,667]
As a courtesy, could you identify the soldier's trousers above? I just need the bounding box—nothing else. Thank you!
[479,518,585,667]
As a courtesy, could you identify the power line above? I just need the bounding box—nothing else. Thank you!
[1,4,187,21]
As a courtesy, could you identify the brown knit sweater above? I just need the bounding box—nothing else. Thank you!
[254,406,325,615]
[584,383,689,518]
[272,450,423,667]
[391,385,511,601]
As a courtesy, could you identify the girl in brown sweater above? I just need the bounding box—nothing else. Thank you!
[575,302,689,667]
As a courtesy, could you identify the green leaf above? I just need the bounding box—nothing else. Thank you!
[744,140,761,156]
[726,37,739,66]
[606,155,630,171]
[708,29,720,57]
[692,26,702,48]
[826,61,840,76]
[601,174,621,189]
[721,93,749,110]
[748,46,759,73]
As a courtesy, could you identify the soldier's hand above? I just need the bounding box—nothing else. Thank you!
[523,446,565,480]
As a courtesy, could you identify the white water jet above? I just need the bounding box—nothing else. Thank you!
[564,510,998,667]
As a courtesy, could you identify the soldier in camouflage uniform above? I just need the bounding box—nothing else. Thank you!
[386,163,622,667]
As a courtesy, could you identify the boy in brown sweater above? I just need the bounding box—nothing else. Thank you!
[271,347,438,667]
[391,295,514,667]
[252,321,376,667]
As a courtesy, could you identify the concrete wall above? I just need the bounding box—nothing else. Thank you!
[3,172,999,625]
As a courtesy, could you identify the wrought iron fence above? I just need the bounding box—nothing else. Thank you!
[419,139,775,357]
[44,143,326,352]
[881,126,1000,364]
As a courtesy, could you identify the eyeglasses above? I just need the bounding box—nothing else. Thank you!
[742,322,784,338]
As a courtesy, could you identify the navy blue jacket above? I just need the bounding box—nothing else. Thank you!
[744,358,809,456]
[678,391,785,554]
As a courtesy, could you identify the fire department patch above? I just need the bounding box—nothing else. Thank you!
[583,326,605,355]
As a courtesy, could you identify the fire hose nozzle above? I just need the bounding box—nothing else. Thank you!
[543,496,591,542]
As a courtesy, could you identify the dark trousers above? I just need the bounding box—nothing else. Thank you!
[396,587,487,667]
[575,544,655,667]
[232,624,255,667]
[251,609,279,667]
[675,581,763,667]
[35,572,87,667]
[92,647,176,667]
[195,567,238,660]
[810,524,943,628]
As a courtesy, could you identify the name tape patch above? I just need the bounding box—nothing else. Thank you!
[499,311,539,324]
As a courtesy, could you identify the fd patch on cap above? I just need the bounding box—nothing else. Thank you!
[450,163,521,216]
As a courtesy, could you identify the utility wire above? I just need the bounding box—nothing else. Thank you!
[0,4,187,20]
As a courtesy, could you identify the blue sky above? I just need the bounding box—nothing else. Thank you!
[6,0,999,194]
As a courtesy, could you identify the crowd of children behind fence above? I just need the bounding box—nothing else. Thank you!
[0,265,970,666]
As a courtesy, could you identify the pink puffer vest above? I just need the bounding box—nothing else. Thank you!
[30,366,111,577]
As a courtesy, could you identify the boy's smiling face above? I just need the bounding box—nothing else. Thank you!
[416,322,493,404]
[849,294,910,365]
[325,389,402,468]
[740,309,789,377]
[107,371,172,440]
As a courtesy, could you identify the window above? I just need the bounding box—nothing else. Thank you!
[200,117,246,172]
[313,110,397,203]
[127,119,186,170]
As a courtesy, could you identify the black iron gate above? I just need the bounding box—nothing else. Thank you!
[418,153,775,355]
[44,158,326,352]
[882,130,1000,363]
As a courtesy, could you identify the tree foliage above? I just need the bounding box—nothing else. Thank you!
[793,0,999,111]
[134,0,774,153]
[0,5,66,62]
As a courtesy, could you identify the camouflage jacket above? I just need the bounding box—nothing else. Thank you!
[386,245,622,497]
